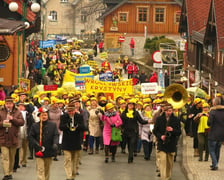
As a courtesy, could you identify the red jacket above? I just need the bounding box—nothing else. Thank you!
[149,72,157,82]
[126,64,134,74]
[133,65,139,74]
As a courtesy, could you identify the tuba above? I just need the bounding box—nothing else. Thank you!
[164,83,188,109]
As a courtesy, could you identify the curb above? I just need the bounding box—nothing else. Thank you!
[181,130,197,180]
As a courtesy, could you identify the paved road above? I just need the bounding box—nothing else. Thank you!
[0,144,187,180]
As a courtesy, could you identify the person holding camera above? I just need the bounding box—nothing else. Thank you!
[29,107,59,180]
[59,104,85,180]
[0,96,24,180]
[153,104,181,180]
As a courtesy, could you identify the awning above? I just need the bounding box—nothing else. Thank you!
[0,18,26,35]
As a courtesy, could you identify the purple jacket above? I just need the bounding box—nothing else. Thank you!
[101,112,122,146]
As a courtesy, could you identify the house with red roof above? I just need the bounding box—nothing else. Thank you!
[179,0,224,94]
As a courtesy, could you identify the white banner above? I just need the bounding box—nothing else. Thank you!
[141,83,158,94]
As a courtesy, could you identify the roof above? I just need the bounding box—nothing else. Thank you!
[185,0,211,36]
[100,0,127,20]
[0,18,26,35]
[191,28,206,44]
[214,0,224,49]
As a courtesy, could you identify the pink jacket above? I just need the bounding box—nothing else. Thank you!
[101,112,122,145]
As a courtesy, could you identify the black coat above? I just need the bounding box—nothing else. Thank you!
[208,105,224,141]
[59,112,85,151]
[153,113,181,153]
[189,105,202,137]
[121,109,147,136]
[29,120,59,158]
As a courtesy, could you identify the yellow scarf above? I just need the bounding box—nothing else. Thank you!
[145,110,152,119]
[126,110,134,118]
[120,108,125,114]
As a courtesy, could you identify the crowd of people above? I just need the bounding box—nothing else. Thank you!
[0,41,224,180]
[0,82,224,180]
[25,41,158,89]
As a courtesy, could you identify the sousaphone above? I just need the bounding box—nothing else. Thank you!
[164,83,188,109]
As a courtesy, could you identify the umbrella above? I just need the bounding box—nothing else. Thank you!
[187,87,208,98]
[72,51,82,55]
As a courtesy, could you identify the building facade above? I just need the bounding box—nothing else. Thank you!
[100,0,183,55]
[42,0,104,40]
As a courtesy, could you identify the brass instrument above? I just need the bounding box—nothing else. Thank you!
[3,109,12,133]
[164,83,188,109]
[69,116,77,131]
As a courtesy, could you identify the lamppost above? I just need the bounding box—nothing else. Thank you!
[9,0,41,78]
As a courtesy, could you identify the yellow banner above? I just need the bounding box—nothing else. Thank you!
[85,78,133,94]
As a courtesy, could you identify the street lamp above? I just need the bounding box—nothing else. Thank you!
[9,0,41,79]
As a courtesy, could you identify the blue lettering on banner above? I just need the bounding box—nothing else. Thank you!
[39,40,56,48]
[99,72,113,82]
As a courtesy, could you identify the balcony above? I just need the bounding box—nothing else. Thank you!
[201,53,224,86]
[103,0,123,4]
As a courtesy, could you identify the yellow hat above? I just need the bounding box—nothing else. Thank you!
[143,98,151,103]
[124,95,130,100]
[143,104,151,109]
[0,100,5,106]
[90,97,97,101]
[136,101,143,106]
[11,93,18,99]
[81,96,89,102]
[58,99,65,104]
[202,103,209,108]
[119,99,126,105]
[99,96,107,101]
[85,101,91,106]
[51,97,58,104]
[106,103,115,110]
[43,97,50,102]
[194,98,201,104]
[216,93,222,97]
[33,95,39,99]
[157,93,164,97]
[75,91,82,95]
[135,95,140,98]
[128,98,136,104]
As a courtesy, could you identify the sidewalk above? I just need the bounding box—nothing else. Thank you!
[182,135,224,180]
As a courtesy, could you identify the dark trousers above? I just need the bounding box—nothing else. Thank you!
[89,136,100,150]
[105,145,117,157]
[208,140,222,168]
[124,133,137,160]
[142,140,153,159]
[28,140,34,158]
[13,148,20,170]
[198,133,209,160]
[128,73,133,79]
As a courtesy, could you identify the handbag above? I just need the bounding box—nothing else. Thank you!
[111,127,122,142]
[109,117,122,142]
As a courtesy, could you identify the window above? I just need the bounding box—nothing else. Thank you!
[49,11,57,21]
[81,11,87,23]
[154,7,165,23]
[137,7,148,23]
[119,12,128,23]
[175,11,181,23]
